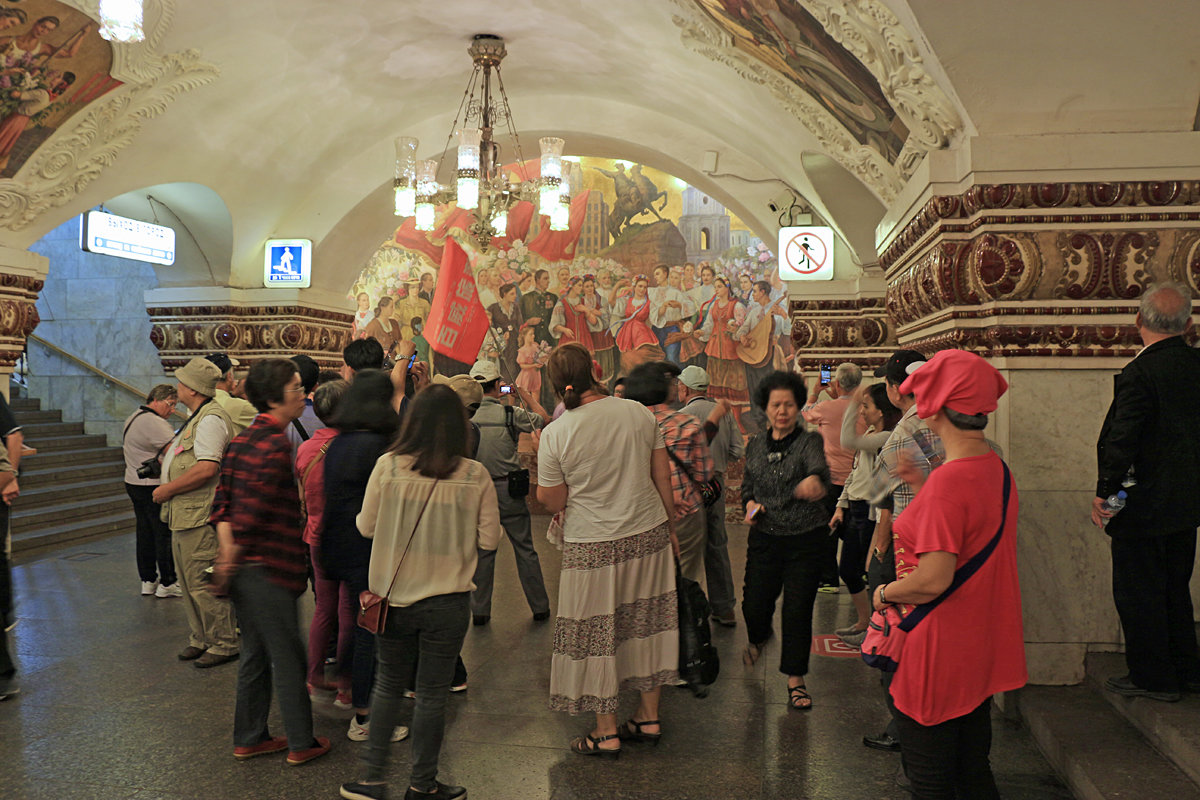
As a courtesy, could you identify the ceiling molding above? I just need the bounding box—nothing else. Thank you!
[669,0,962,206]
[0,0,218,232]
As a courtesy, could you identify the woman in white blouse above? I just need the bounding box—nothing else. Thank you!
[340,385,501,800]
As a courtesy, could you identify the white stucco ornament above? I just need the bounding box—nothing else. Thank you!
[0,0,218,232]
[670,0,963,204]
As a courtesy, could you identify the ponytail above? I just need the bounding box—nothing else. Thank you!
[562,384,582,411]
[546,343,597,411]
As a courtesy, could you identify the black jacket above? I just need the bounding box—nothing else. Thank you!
[1096,336,1200,536]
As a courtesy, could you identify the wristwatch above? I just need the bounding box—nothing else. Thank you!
[878,583,890,605]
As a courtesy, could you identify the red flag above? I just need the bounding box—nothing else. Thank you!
[526,190,591,262]
[425,238,489,364]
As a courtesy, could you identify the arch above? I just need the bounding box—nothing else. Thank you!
[700,227,711,250]
[800,151,886,269]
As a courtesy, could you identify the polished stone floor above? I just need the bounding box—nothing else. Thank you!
[1,519,1071,800]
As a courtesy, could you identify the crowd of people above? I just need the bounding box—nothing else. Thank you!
[1,281,1196,800]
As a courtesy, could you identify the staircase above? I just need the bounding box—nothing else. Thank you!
[1020,649,1200,799]
[9,394,134,557]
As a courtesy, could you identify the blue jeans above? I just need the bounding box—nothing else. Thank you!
[364,592,470,791]
[229,566,315,751]
[654,324,681,364]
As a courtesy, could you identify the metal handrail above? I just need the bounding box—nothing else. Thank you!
[26,333,184,418]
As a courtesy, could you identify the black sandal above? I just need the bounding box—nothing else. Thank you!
[618,718,662,746]
[570,732,621,758]
[788,683,813,711]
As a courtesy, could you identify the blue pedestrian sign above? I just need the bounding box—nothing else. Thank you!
[264,238,311,288]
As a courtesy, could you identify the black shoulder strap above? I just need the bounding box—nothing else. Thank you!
[291,418,310,442]
[899,463,1011,632]
[503,405,519,445]
[123,408,152,441]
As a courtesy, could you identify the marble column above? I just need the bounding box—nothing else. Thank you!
[0,245,48,400]
[879,177,1200,684]
[145,287,354,372]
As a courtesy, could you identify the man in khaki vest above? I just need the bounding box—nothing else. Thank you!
[152,358,239,668]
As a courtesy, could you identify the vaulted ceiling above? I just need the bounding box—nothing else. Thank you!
[6,0,1200,298]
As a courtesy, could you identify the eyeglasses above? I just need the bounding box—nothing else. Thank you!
[284,386,305,394]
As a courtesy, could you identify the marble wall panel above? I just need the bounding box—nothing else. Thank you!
[1025,643,1088,686]
[1006,368,1116,493]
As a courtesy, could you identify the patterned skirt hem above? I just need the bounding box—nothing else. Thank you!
[548,669,680,714]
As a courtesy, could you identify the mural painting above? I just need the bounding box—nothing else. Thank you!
[0,0,119,178]
[692,0,908,165]
[347,157,792,429]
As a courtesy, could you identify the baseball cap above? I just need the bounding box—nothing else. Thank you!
[899,349,1008,419]
[873,349,927,385]
[469,360,501,383]
[679,365,710,391]
[432,374,483,408]
[204,352,240,375]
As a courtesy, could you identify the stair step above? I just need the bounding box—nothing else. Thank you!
[18,476,131,508]
[18,421,85,438]
[1087,652,1200,786]
[1021,684,1200,799]
[22,434,112,453]
[10,511,135,557]
[9,397,40,412]
[12,495,132,533]
[18,459,125,489]
[11,410,62,424]
[20,447,124,470]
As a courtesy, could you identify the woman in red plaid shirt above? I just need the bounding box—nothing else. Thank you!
[212,359,331,766]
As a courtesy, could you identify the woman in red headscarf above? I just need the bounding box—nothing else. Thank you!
[871,349,1025,799]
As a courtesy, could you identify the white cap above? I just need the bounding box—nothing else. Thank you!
[679,365,710,391]
[469,359,501,383]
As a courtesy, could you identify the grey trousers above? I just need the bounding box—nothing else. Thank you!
[470,482,549,617]
[702,473,736,618]
[366,592,470,790]
[229,566,315,751]
[675,509,708,586]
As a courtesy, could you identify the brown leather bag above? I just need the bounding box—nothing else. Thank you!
[356,479,439,634]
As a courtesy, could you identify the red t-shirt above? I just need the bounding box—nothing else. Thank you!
[890,452,1027,726]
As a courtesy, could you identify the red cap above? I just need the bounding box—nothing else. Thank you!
[899,349,1008,419]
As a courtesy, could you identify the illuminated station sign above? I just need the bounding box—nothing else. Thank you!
[79,210,176,265]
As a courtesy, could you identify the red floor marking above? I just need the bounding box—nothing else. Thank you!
[811,634,861,658]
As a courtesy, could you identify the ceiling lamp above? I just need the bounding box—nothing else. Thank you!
[98,0,145,43]
[392,34,564,250]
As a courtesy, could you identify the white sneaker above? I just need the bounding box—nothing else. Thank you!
[347,717,409,742]
[141,581,157,596]
[156,583,183,598]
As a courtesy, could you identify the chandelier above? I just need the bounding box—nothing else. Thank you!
[98,0,145,43]
[392,34,571,251]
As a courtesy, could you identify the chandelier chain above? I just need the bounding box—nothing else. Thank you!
[436,64,482,180]
[494,69,528,185]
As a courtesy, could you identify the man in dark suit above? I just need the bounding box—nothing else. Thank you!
[1093,281,1200,702]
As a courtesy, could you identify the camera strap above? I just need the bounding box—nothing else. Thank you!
[122,408,153,442]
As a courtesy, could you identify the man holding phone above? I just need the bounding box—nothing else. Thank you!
[467,360,552,627]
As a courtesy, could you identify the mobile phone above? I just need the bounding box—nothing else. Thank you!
[819,364,832,384]
[500,385,514,395]
[747,505,761,520]
[407,353,418,370]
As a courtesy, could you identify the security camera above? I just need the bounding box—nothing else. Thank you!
[768,201,780,213]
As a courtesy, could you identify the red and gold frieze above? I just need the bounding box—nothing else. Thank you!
[881,180,1200,359]
[0,274,43,368]
[789,295,895,373]
[148,304,354,371]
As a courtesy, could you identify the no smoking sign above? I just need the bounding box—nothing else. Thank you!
[778,226,835,281]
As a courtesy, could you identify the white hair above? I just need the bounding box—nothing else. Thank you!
[1139,281,1194,334]
[835,362,862,392]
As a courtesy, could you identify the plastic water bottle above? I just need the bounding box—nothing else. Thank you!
[1100,490,1127,526]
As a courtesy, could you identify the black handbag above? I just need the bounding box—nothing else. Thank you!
[676,560,720,696]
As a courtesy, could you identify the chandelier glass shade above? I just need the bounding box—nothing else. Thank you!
[392,34,568,249]
[98,0,145,43]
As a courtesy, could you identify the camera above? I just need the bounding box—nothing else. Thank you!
[136,457,162,480]
[500,385,514,395]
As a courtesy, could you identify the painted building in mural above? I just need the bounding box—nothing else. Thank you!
[346,156,790,426]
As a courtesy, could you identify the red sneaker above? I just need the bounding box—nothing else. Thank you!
[233,736,288,760]
[287,736,332,766]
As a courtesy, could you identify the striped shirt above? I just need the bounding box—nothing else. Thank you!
[211,413,307,595]
[649,403,713,519]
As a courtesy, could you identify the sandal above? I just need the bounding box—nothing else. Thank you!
[570,732,621,759]
[618,718,662,746]
[788,683,813,711]
[743,642,765,666]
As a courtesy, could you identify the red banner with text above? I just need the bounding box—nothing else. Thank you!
[425,238,489,364]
